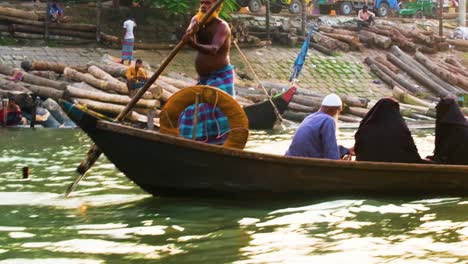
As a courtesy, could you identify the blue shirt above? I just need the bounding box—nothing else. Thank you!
[285,111,348,159]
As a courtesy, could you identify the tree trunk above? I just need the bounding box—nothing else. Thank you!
[386,53,451,97]
[0,15,96,31]
[0,63,67,90]
[9,24,96,39]
[283,110,309,122]
[357,32,374,48]
[318,26,357,36]
[391,46,463,94]
[321,32,363,51]
[21,60,86,74]
[87,65,128,93]
[287,102,318,113]
[309,43,335,56]
[159,75,194,89]
[414,51,460,87]
[167,72,197,84]
[65,86,158,109]
[21,82,64,101]
[345,106,368,118]
[374,56,399,73]
[0,77,31,93]
[0,89,34,108]
[42,98,75,127]
[339,114,361,123]
[365,56,429,96]
[392,86,436,108]
[445,57,467,69]
[87,61,126,77]
[73,98,145,123]
[291,94,323,108]
[312,33,350,51]
[342,95,369,108]
[0,7,41,21]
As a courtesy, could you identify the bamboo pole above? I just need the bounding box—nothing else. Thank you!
[69,0,226,195]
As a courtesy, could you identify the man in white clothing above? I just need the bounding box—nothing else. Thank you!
[121,17,137,64]
[357,6,375,31]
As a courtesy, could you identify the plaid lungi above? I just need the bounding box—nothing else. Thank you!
[199,64,235,96]
[121,38,134,61]
[178,103,230,144]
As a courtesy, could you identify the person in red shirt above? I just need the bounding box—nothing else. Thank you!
[0,98,22,126]
[357,6,375,31]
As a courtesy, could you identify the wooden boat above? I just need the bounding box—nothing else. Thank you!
[244,86,296,129]
[61,101,468,199]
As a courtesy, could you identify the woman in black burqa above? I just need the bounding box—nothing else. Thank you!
[354,98,423,163]
[429,98,468,165]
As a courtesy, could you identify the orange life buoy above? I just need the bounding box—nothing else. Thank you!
[160,85,249,149]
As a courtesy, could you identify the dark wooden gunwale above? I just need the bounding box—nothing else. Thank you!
[96,120,468,174]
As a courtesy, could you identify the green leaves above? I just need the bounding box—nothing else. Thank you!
[146,0,239,20]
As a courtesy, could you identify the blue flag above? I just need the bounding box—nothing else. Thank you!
[289,26,315,82]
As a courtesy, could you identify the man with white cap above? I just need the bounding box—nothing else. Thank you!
[285,93,354,160]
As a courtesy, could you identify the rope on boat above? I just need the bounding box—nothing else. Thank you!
[233,41,285,124]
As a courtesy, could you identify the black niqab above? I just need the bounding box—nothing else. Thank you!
[433,98,468,165]
[355,98,422,163]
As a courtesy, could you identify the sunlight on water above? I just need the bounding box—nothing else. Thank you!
[0,128,466,263]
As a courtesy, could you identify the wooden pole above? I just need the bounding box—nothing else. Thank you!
[301,0,306,36]
[439,0,443,37]
[45,0,50,40]
[192,93,200,140]
[69,0,226,196]
[460,0,466,27]
[2,98,8,127]
[96,0,102,42]
[265,0,270,40]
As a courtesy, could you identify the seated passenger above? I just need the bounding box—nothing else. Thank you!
[354,98,423,163]
[357,6,375,31]
[285,94,353,160]
[49,0,64,23]
[125,59,148,97]
[429,98,468,165]
[0,98,22,126]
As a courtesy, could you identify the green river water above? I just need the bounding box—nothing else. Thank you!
[0,128,466,263]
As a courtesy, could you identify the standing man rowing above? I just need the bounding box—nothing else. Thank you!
[184,0,235,96]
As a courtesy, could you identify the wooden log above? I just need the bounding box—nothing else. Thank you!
[21,82,64,101]
[159,75,194,89]
[391,46,463,94]
[283,110,309,122]
[42,98,75,127]
[291,94,323,108]
[315,33,350,52]
[392,86,436,108]
[287,102,318,113]
[374,56,399,73]
[65,86,158,109]
[342,95,369,108]
[447,39,468,49]
[365,57,429,97]
[445,57,467,70]
[21,60,86,74]
[345,106,368,118]
[87,61,126,77]
[357,32,374,48]
[0,31,94,44]
[368,63,397,89]
[322,32,363,51]
[318,26,357,36]
[0,63,68,90]
[309,43,335,56]
[73,98,144,123]
[0,76,31,93]
[160,89,174,102]
[0,15,96,31]
[438,61,468,79]
[414,51,462,89]
[69,83,104,93]
[387,53,451,97]
[9,24,96,39]
[0,7,41,21]
[360,31,392,49]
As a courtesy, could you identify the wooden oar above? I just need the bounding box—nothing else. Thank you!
[65,0,225,197]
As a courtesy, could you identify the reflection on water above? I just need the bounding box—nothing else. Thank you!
[0,128,466,263]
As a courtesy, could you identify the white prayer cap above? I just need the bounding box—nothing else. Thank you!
[321,93,342,107]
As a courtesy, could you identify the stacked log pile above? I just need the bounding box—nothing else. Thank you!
[304,22,450,56]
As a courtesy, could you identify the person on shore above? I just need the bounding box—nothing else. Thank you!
[184,0,234,95]
[428,98,468,165]
[357,6,375,31]
[285,94,354,160]
[354,98,423,163]
[0,98,22,126]
[125,59,147,97]
[121,17,137,65]
[49,0,64,23]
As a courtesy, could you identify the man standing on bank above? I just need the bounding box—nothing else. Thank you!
[285,94,354,160]
[121,17,137,65]
[184,0,234,96]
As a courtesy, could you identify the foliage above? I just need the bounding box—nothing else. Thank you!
[145,0,239,20]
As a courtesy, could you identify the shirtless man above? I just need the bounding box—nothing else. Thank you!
[185,0,234,96]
